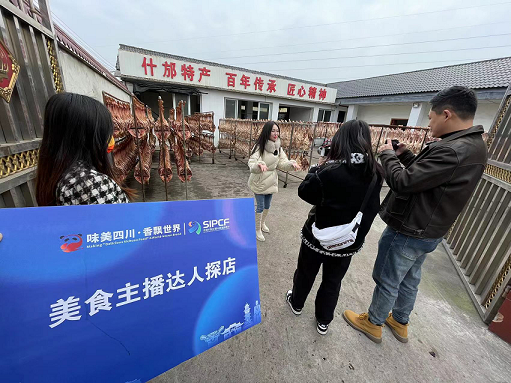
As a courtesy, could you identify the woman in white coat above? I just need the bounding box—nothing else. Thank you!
[248,121,300,241]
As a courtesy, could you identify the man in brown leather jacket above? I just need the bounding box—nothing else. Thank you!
[344,86,488,343]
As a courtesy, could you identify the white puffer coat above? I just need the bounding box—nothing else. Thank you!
[248,139,296,195]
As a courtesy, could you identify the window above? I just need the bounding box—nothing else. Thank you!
[259,103,270,120]
[225,98,271,120]
[175,94,189,116]
[390,118,408,126]
[190,95,200,114]
[317,109,332,122]
[238,101,248,119]
[252,102,259,119]
[278,107,290,121]
[337,111,346,123]
[225,99,237,119]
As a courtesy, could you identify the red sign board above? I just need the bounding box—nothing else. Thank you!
[0,39,20,103]
[126,49,337,104]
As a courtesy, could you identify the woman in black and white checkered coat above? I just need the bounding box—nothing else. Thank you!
[36,93,133,206]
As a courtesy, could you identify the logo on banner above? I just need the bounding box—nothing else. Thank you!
[60,234,83,253]
[188,221,202,235]
[189,219,231,234]
[202,218,230,233]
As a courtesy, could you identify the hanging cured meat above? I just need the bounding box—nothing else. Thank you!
[159,141,172,183]
[103,92,134,139]
[132,106,155,185]
[134,138,152,185]
[156,97,173,183]
[107,94,219,191]
[174,100,191,141]
[147,105,158,158]
[198,112,217,154]
[113,137,137,183]
[369,126,436,154]
[130,97,149,139]
[218,119,235,150]
[187,137,205,157]
[156,98,171,142]
[168,100,192,182]
[186,112,216,155]
[219,118,314,169]
[167,129,192,183]
[172,139,192,182]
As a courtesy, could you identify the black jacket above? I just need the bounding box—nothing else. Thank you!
[379,125,488,239]
[298,161,383,255]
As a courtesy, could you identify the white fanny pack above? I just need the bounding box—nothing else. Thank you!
[312,174,377,251]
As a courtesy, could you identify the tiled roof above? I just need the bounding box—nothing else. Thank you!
[55,25,131,94]
[118,44,328,87]
[328,57,511,99]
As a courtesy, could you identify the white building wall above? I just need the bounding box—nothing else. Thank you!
[346,105,359,121]
[474,102,500,131]
[59,51,131,103]
[357,104,412,125]
[419,111,431,128]
[417,101,500,130]
[408,103,429,127]
[271,102,280,121]
[289,107,312,121]
[312,107,319,122]
[349,101,500,130]
[200,90,226,124]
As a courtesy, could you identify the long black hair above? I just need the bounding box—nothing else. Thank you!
[326,119,382,176]
[36,92,133,206]
[251,121,280,156]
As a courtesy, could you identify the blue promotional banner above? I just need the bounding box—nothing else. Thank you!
[0,198,260,383]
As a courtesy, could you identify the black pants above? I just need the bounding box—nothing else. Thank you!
[291,242,352,325]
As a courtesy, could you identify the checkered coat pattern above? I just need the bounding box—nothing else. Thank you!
[56,164,129,205]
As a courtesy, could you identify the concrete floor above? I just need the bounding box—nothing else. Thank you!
[135,152,511,383]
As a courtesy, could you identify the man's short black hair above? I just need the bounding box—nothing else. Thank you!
[430,86,477,120]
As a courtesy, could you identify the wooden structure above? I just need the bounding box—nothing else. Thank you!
[0,0,62,208]
[444,85,511,323]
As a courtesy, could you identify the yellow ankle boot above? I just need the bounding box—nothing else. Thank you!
[343,310,382,343]
[385,313,408,343]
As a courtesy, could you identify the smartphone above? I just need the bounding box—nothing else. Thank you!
[386,139,400,151]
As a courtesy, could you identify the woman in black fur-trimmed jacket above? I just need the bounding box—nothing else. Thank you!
[286,120,383,335]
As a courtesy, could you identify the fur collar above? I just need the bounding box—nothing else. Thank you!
[264,138,281,155]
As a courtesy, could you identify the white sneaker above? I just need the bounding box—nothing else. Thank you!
[286,290,302,315]
[317,321,329,335]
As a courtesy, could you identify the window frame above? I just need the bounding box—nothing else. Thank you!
[225,98,238,119]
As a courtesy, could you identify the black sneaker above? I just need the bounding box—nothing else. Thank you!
[286,290,302,315]
[317,321,329,335]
